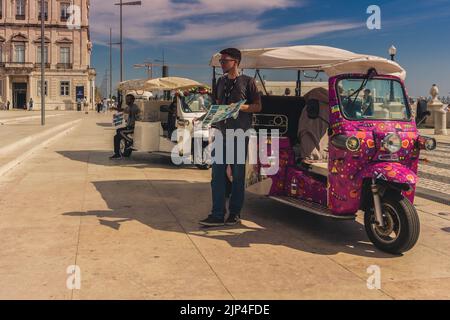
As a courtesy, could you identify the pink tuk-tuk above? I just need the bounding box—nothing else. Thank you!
[210,46,436,254]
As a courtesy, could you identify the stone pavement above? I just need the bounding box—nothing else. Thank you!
[416,128,450,205]
[0,114,449,300]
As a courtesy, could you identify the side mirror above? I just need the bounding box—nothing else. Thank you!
[306,99,320,119]
[160,105,169,112]
[416,111,431,126]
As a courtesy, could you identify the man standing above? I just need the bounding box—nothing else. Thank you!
[110,94,141,159]
[83,96,89,114]
[199,48,261,227]
[28,98,33,111]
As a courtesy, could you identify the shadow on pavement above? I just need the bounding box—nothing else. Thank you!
[96,122,114,127]
[62,179,397,258]
[57,150,202,170]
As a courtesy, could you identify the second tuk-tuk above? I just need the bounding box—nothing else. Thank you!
[210,45,436,254]
[116,77,212,169]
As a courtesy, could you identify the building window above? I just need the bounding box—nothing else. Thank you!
[37,46,48,64]
[60,81,70,96]
[0,0,3,19]
[60,47,70,64]
[38,1,48,21]
[0,80,3,97]
[60,2,70,21]
[0,44,3,63]
[37,80,48,96]
[16,0,26,19]
[14,44,25,63]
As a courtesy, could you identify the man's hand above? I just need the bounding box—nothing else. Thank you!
[240,103,262,113]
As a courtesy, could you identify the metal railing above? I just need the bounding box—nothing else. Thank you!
[57,63,73,69]
[34,62,51,69]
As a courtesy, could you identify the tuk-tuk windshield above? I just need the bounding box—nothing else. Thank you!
[338,78,411,121]
[181,94,212,113]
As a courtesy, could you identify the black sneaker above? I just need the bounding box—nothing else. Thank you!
[199,215,224,227]
[225,215,241,226]
[109,154,122,159]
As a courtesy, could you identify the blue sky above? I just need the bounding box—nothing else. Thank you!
[90,0,450,97]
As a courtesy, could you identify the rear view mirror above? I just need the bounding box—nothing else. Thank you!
[306,99,320,119]
[160,105,169,112]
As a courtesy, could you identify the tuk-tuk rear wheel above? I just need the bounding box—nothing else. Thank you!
[364,194,420,254]
[193,140,211,170]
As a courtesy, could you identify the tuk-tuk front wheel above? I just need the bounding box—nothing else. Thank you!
[119,138,133,158]
[195,163,211,170]
[364,194,420,254]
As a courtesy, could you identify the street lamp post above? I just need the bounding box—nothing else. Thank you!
[40,0,45,125]
[114,1,141,108]
[114,1,142,82]
[389,45,397,101]
[389,45,397,61]
[108,28,120,101]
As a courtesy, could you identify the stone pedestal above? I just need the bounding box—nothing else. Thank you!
[429,101,448,135]
[446,105,450,128]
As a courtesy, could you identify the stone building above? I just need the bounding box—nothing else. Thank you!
[0,0,96,110]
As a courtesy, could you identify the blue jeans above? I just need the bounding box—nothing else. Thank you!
[210,137,248,219]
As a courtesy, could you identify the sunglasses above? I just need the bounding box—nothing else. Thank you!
[219,59,237,64]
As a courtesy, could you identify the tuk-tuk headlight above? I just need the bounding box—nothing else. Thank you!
[382,133,402,153]
[417,135,437,151]
[346,136,361,152]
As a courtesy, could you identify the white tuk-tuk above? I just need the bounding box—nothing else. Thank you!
[116,77,212,169]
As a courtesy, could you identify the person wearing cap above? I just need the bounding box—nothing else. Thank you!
[199,48,261,227]
[110,94,141,159]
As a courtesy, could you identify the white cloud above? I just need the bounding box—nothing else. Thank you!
[89,0,360,49]
[90,0,303,44]
[233,21,363,48]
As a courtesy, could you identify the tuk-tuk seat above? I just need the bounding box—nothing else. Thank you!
[259,95,306,145]
[308,161,328,177]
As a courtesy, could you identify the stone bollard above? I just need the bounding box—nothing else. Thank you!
[434,105,448,135]
[426,83,447,134]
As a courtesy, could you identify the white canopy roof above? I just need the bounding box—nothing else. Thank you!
[142,77,206,91]
[210,45,406,80]
[118,77,206,92]
[117,79,148,91]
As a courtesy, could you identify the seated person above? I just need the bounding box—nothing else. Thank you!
[297,87,330,164]
[110,94,141,159]
[339,86,366,119]
[167,96,177,138]
[361,89,374,116]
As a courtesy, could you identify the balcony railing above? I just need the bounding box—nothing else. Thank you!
[60,16,68,22]
[38,14,48,21]
[4,62,34,69]
[16,14,26,20]
[57,63,73,69]
[35,62,51,69]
